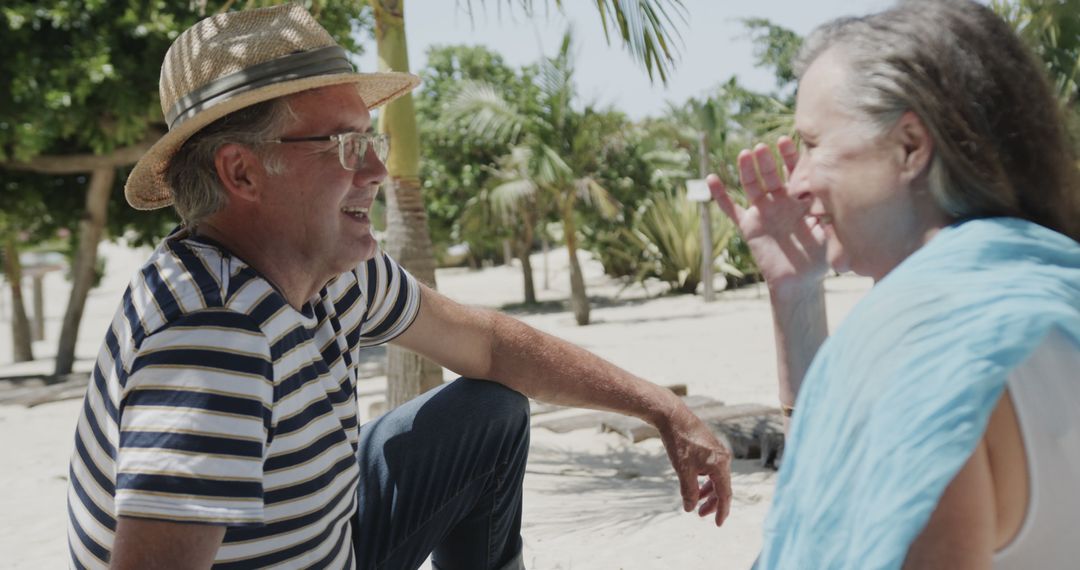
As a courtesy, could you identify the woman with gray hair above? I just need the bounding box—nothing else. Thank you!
[706,0,1080,567]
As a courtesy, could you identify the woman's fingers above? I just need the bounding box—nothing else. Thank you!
[738,149,765,202]
[753,143,784,194]
[707,174,743,223]
[777,135,799,177]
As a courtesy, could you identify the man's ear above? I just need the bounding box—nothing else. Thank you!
[214,143,264,203]
[893,111,934,183]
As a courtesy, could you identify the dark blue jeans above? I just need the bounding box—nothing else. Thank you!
[353,378,530,570]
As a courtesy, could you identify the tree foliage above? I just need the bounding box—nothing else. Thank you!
[992,0,1080,151]
[741,17,803,100]
[0,1,369,368]
[0,0,370,247]
[415,44,541,264]
[457,0,687,83]
[441,31,622,322]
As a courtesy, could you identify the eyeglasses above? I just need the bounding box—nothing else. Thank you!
[266,132,390,171]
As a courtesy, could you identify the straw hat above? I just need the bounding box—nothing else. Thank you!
[125,3,420,210]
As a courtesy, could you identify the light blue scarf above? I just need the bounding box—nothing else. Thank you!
[756,217,1080,569]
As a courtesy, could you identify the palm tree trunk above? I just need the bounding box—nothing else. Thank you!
[519,251,536,305]
[698,131,715,301]
[542,234,550,290]
[55,167,113,375]
[500,239,511,267]
[3,237,34,362]
[560,199,590,325]
[32,274,45,341]
[517,215,536,304]
[374,0,444,409]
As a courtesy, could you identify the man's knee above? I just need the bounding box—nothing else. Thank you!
[450,377,530,428]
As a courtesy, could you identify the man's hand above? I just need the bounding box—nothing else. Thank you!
[657,403,733,526]
[708,137,828,295]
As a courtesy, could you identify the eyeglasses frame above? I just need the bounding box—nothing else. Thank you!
[265,131,390,171]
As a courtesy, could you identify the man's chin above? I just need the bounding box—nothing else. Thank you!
[352,240,380,265]
[326,245,378,277]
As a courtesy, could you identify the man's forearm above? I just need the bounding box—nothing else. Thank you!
[770,283,829,410]
[483,310,732,522]
[486,313,682,427]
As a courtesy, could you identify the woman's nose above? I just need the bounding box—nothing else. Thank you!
[786,159,813,202]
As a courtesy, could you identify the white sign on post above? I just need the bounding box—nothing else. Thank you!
[685,178,711,202]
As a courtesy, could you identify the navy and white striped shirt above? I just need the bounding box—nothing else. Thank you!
[67,231,420,569]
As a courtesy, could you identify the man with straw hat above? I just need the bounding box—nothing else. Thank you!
[66,5,732,569]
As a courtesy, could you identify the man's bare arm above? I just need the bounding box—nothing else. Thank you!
[110,517,225,570]
[392,285,733,525]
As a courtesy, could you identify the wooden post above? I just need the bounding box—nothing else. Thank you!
[699,132,715,302]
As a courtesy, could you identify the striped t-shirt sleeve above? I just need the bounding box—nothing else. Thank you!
[353,251,421,347]
[114,309,274,526]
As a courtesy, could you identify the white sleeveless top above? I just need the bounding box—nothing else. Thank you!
[994,328,1080,569]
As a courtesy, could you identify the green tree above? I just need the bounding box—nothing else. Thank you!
[463,146,552,304]
[0,1,367,371]
[992,0,1080,151]
[444,32,620,325]
[741,17,803,102]
[414,44,541,269]
[371,0,688,401]
[576,119,657,281]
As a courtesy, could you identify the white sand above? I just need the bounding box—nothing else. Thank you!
[0,240,871,569]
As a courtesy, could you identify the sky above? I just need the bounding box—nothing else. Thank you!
[355,0,897,120]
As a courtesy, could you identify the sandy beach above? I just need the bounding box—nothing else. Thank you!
[0,240,871,569]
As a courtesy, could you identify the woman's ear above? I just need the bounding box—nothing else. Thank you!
[894,111,934,184]
[214,143,265,203]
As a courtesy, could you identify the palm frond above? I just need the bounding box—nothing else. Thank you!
[590,0,686,83]
[454,0,686,83]
[539,31,576,133]
[489,178,539,222]
[574,177,620,219]
[442,80,527,144]
[534,143,574,187]
[641,148,690,168]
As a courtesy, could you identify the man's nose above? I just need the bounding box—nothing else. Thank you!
[355,146,388,187]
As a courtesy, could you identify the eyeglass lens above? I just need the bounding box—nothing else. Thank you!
[340,133,390,170]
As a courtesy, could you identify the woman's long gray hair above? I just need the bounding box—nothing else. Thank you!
[795,0,1080,240]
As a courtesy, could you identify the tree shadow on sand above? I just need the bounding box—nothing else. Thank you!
[523,438,772,539]
[499,295,655,316]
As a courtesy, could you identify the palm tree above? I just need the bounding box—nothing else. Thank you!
[459,147,552,305]
[444,33,620,324]
[371,0,686,402]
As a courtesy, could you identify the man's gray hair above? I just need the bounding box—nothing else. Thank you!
[166,98,296,228]
[794,0,1079,240]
